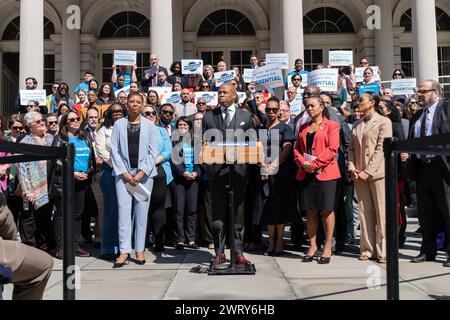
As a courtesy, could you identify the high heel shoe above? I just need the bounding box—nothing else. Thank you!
[113,254,130,268]
[302,250,317,262]
[135,253,146,265]
[318,256,331,264]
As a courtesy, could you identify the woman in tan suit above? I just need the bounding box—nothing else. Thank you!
[348,93,392,263]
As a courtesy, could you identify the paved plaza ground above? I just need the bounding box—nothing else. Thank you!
[3,218,450,300]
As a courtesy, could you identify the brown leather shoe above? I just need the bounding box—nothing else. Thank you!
[75,246,90,257]
[235,253,251,265]
[212,253,226,265]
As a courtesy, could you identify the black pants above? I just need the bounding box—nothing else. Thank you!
[416,162,450,256]
[334,178,347,247]
[7,194,23,227]
[81,183,98,242]
[53,181,87,251]
[148,166,167,246]
[20,201,53,251]
[210,173,246,254]
[174,179,199,243]
[200,180,214,245]
[291,182,305,247]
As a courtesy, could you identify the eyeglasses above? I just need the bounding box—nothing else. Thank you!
[197,103,206,106]
[12,126,24,131]
[417,89,435,95]
[143,111,156,117]
[52,86,59,90]
[201,86,210,88]
[67,117,81,123]
[360,61,368,65]
[162,110,174,115]
[293,78,301,81]
[47,121,58,126]
[265,107,279,113]
[303,92,320,98]
[394,73,402,76]
[409,101,417,105]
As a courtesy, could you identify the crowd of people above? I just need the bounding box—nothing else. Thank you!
[1,52,450,298]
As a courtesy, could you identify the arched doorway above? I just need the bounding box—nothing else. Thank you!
[1,16,55,115]
[97,11,150,83]
[196,9,256,71]
[303,7,356,71]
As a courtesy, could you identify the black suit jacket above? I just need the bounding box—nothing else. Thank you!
[202,105,256,179]
[408,99,450,184]
[141,65,169,92]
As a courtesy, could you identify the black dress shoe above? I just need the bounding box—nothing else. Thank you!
[302,255,314,262]
[113,254,130,268]
[443,257,450,267]
[410,253,435,263]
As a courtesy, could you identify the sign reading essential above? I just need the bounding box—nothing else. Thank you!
[307,69,339,92]
[113,50,137,66]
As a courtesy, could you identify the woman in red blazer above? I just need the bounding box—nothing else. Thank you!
[294,96,340,264]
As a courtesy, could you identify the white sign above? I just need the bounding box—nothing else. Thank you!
[252,64,284,90]
[266,53,289,70]
[307,68,339,92]
[113,50,137,66]
[114,85,130,97]
[148,87,172,97]
[161,92,181,105]
[390,78,417,95]
[20,90,47,106]
[237,92,246,104]
[214,70,236,87]
[356,66,380,83]
[182,59,203,75]
[284,89,304,116]
[243,69,254,83]
[329,51,353,66]
[194,92,218,106]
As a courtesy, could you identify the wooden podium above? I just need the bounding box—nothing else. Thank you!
[202,141,264,165]
[202,141,263,275]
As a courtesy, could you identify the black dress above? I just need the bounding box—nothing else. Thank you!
[253,122,299,226]
[299,132,337,211]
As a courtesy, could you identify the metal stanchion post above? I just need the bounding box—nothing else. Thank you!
[384,138,399,300]
[63,143,75,300]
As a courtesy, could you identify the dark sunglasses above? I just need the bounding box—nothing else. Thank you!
[293,78,301,81]
[162,110,174,115]
[265,107,279,113]
[143,111,157,117]
[201,86,210,88]
[394,73,402,76]
[47,121,58,126]
[197,102,206,106]
[67,117,81,123]
[12,126,24,131]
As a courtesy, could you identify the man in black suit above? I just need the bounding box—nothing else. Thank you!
[202,84,256,266]
[141,54,169,92]
[408,80,450,267]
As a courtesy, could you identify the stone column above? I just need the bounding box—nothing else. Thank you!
[413,0,439,81]
[256,30,271,58]
[172,0,184,61]
[19,0,44,89]
[183,32,197,59]
[282,0,304,69]
[61,0,81,92]
[151,0,173,68]
[374,0,395,81]
[270,0,282,53]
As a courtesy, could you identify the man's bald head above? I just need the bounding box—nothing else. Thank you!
[218,84,237,108]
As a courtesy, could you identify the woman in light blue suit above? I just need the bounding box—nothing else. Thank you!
[142,105,173,252]
[110,92,158,268]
